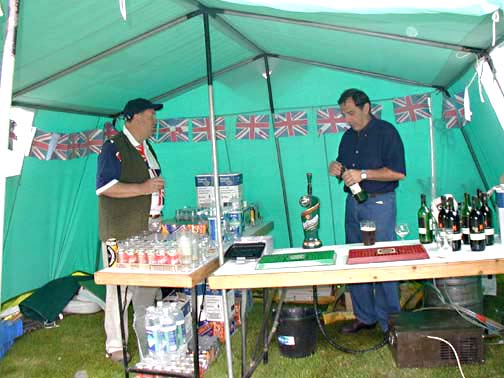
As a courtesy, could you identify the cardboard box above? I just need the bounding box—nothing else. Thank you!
[204,288,235,322]
[195,173,243,208]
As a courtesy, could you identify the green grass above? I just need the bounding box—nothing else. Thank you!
[1,298,504,378]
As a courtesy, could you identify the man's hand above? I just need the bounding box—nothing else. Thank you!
[328,161,343,177]
[342,169,362,187]
[142,177,165,194]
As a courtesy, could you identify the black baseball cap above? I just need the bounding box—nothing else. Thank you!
[123,98,163,118]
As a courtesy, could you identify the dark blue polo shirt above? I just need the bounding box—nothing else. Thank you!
[337,118,406,194]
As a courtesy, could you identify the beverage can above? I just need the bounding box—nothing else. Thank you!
[105,238,118,267]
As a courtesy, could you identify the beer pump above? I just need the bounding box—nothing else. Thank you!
[299,172,322,248]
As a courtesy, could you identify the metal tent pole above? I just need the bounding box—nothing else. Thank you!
[202,11,234,378]
[0,0,21,304]
[264,56,294,248]
[427,97,437,200]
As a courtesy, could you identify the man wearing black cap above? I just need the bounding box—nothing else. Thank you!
[96,98,165,362]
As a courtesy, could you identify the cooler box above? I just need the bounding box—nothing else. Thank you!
[195,173,243,208]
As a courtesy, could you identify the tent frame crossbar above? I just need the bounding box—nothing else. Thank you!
[13,9,203,98]
[213,7,487,54]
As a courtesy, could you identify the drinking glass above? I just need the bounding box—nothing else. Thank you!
[395,223,410,241]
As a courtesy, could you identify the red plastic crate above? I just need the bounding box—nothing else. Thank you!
[347,244,429,265]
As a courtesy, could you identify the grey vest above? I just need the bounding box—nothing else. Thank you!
[98,132,154,241]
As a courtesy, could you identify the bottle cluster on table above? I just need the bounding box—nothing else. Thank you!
[417,189,495,252]
[137,301,219,377]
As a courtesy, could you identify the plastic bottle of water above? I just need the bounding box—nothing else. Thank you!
[159,306,178,362]
[170,302,187,355]
[145,306,160,361]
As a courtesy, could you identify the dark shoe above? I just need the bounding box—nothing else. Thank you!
[106,350,131,363]
[341,319,376,334]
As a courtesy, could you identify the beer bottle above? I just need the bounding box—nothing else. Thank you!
[461,193,471,245]
[469,196,486,251]
[437,195,447,230]
[445,197,461,251]
[479,192,494,246]
[417,193,433,244]
[340,165,368,204]
[299,173,322,248]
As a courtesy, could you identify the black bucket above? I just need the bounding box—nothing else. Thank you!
[276,305,317,358]
[424,276,484,313]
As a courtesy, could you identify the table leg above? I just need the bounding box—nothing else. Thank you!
[262,288,268,364]
[192,288,200,378]
[117,285,129,378]
[241,289,247,377]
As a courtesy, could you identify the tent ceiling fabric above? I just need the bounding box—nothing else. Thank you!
[3,0,504,117]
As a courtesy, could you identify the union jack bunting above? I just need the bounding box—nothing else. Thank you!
[371,103,383,119]
[443,92,466,129]
[29,129,55,160]
[273,111,308,138]
[51,133,71,160]
[157,118,189,143]
[104,122,118,139]
[8,120,17,150]
[192,117,226,142]
[85,129,104,154]
[392,94,431,124]
[316,107,349,135]
[69,132,89,159]
[235,114,270,140]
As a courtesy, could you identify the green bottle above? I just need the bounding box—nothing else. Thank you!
[417,193,433,244]
[340,165,368,203]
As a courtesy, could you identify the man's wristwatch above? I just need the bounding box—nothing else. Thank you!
[360,170,367,180]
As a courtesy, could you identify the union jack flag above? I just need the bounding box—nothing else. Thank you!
[192,117,226,142]
[392,94,431,124]
[85,129,104,154]
[316,107,349,135]
[51,133,71,160]
[443,92,466,129]
[29,129,54,160]
[273,111,308,138]
[8,120,17,150]
[235,114,270,140]
[69,132,88,159]
[104,121,118,139]
[371,103,383,119]
[157,118,189,143]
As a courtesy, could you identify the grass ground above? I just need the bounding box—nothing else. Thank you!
[1,294,504,378]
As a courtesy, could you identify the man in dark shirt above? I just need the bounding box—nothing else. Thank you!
[328,88,406,334]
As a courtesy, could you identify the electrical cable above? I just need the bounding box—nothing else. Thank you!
[312,286,389,354]
[426,335,466,378]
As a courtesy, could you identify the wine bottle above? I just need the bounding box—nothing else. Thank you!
[469,196,486,251]
[445,197,461,251]
[437,195,447,230]
[461,192,471,245]
[479,192,494,246]
[340,165,368,203]
[417,193,433,244]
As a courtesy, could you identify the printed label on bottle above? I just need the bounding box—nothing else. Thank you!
[485,228,495,236]
[470,233,486,241]
[462,227,469,235]
[349,183,362,196]
[418,228,427,235]
[451,233,462,241]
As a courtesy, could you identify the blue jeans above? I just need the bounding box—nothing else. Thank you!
[345,192,400,332]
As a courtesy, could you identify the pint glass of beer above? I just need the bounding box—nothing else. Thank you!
[360,220,376,246]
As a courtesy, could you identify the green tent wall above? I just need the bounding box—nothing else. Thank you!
[2,1,504,303]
